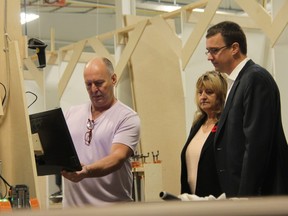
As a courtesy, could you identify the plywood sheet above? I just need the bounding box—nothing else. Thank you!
[129,18,186,194]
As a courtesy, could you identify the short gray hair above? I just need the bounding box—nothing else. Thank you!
[102,57,114,75]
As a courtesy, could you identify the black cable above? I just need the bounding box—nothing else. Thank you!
[0,82,7,106]
[26,91,38,108]
[0,174,12,199]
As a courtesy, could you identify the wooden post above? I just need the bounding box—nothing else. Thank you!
[0,0,39,208]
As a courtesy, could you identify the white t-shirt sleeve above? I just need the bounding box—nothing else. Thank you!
[112,113,140,153]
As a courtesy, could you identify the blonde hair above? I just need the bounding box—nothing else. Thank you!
[192,71,227,126]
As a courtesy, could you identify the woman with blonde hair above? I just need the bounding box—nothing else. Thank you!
[180,71,227,197]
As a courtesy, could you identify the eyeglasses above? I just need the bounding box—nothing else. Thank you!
[85,119,95,145]
[205,45,228,56]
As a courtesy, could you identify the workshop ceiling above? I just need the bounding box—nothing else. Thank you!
[20,0,259,15]
[19,0,271,50]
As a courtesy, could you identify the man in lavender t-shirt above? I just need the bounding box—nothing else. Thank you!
[61,57,140,207]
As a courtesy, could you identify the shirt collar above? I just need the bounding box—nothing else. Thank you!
[227,57,250,82]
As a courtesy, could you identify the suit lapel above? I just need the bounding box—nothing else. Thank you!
[214,80,239,143]
[201,123,218,154]
[214,60,255,144]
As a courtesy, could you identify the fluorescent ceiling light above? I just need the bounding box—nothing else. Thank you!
[193,8,247,16]
[21,12,39,24]
[136,2,180,12]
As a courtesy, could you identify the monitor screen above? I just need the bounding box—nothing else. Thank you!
[29,107,82,176]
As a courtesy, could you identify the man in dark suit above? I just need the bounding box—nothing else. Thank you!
[205,21,288,197]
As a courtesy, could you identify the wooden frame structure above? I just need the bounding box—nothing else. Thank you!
[1,0,288,209]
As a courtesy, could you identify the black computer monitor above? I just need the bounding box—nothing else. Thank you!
[29,107,82,176]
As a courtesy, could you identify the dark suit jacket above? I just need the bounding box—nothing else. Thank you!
[214,59,288,197]
[181,117,222,197]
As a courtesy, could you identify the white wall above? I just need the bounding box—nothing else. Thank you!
[23,12,116,50]
[271,0,288,135]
